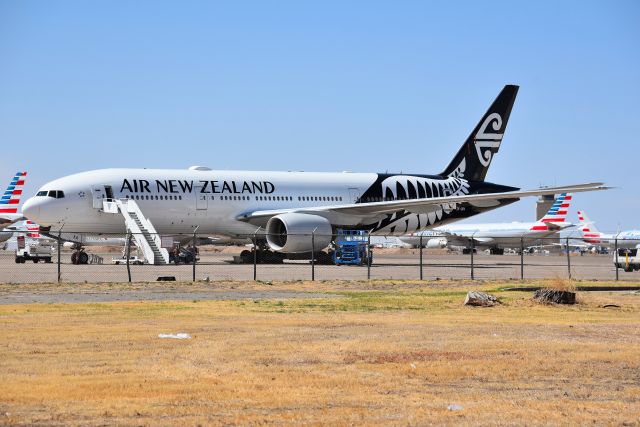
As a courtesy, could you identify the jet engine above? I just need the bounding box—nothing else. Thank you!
[426,237,447,249]
[266,213,332,253]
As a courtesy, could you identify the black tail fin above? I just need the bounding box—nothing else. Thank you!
[441,84,519,182]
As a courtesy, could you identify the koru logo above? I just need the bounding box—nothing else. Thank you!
[474,113,503,167]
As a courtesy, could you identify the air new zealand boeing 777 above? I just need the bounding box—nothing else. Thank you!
[23,85,606,258]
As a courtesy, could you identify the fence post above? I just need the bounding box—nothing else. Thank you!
[520,236,524,280]
[311,230,316,282]
[253,237,257,281]
[566,237,571,279]
[470,236,475,280]
[192,228,198,282]
[614,237,619,281]
[367,231,371,280]
[126,232,132,283]
[57,230,61,283]
[252,227,261,281]
[419,234,423,281]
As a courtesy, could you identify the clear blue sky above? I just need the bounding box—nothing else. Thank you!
[1,1,638,231]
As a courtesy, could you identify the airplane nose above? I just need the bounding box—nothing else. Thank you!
[22,197,41,223]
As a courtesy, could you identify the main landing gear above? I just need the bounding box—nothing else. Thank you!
[239,249,285,264]
[71,248,90,264]
[238,242,334,264]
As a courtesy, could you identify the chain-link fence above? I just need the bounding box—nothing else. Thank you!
[1,231,639,283]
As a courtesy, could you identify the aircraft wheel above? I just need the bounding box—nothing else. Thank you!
[79,252,89,264]
[240,250,253,264]
[317,251,333,265]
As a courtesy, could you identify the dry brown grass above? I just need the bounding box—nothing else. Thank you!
[0,280,639,426]
[545,276,576,292]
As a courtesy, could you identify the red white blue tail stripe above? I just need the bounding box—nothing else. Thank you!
[530,193,572,230]
[577,210,602,244]
[0,172,27,214]
[24,220,41,238]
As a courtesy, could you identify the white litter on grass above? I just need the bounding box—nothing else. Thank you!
[410,363,417,369]
[158,333,191,340]
[447,404,464,411]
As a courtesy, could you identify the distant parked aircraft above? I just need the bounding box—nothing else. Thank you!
[400,193,574,254]
[0,172,27,244]
[577,211,640,249]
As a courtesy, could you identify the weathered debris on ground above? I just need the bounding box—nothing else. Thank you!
[533,289,576,304]
[464,291,500,307]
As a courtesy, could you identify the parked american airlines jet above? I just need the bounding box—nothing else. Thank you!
[0,172,27,244]
[577,211,640,249]
[22,85,607,263]
[399,193,574,254]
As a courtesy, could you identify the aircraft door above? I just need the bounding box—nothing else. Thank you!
[91,185,107,209]
[195,186,208,210]
[348,188,361,203]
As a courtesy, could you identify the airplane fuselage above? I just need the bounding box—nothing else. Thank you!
[401,222,565,248]
[23,168,517,238]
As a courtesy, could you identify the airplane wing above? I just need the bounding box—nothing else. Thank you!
[544,222,576,231]
[438,233,493,246]
[237,182,608,225]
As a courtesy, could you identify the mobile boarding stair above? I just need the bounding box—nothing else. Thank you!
[102,199,169,265]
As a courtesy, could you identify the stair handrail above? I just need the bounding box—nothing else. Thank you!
[112,199,155,264]
[121,199,169,264]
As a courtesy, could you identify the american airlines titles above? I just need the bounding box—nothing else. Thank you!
[120,179,275,195]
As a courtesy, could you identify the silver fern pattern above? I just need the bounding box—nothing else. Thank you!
[372,159,470,234]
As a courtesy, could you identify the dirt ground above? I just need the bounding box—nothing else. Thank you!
[0,280,639,426]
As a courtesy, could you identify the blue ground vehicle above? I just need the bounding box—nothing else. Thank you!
[333,229,372,266]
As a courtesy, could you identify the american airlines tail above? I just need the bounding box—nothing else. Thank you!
[0,171,27,214]
[577,210,599,233]
[577,210,603,244]
[530,193,572,231]
[441,85,519,182]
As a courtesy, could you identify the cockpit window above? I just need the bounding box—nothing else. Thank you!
[46,190,65,199]
[36,191,47,196]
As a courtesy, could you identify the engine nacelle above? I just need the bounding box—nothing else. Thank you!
[266,213,332,253]
[426,237,447,249]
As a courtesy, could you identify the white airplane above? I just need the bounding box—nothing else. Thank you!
[399,193,574,254]
[0,172,27,245]
[22,85,608,263]
[577,210,640,249]
[0,171,125,261]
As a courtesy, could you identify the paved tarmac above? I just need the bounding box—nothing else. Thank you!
[0,248,636,284]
